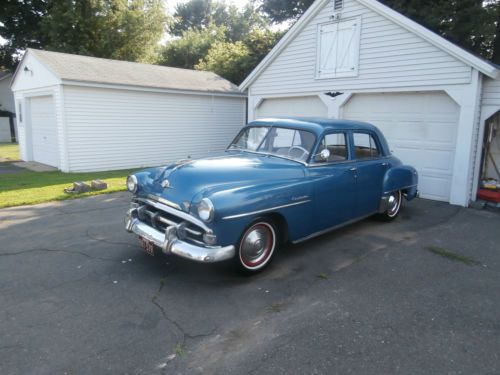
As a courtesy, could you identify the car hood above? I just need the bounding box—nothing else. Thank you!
[137,152,305,209]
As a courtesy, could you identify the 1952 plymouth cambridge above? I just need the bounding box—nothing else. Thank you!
[125,117,418,273]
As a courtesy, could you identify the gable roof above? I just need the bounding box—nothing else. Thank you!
[240,0,499,91]
[15,49,244,96]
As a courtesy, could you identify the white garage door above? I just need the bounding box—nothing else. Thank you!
[257,96,327,118]
[30,96,58,167]
[344,92,459,202]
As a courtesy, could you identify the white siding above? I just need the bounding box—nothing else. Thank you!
[0,77,16,142]
[0,76,15,113]
[11,53,60,92]
[250,0,472,96]
[257,96,327,118]
[482,77,500,108]
[62,86,246,172]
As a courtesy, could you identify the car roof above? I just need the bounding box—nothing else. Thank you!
[249,117,379,136]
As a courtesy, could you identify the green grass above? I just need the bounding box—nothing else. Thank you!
[424,246,481,266]
[0,143,20,161]
[174,343,186,356]
[0,169,136,208]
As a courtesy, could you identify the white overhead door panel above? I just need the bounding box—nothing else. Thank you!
[30,96,58,167]
[344,92,459,202]
[257,96,328,119]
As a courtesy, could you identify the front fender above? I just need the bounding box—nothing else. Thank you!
[383,165,418,200]
[195,179,313,246]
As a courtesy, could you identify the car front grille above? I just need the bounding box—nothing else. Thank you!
[133,198,206,245]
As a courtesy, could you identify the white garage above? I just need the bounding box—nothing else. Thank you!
[240,0,499,206]
[344,92,459,202]
[11,49,246,172]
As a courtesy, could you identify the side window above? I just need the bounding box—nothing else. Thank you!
[353,133,380,159]
[318,132,348,162]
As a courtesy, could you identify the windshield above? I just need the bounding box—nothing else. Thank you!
[229,126,316,162]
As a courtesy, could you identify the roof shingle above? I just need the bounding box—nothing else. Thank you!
[29,49,244,95]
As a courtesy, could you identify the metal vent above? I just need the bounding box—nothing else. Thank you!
[334,0,343,11]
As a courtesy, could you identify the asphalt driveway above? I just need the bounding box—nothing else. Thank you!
[0,193,499,375]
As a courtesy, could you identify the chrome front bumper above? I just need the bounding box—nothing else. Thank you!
[125,209,235,263]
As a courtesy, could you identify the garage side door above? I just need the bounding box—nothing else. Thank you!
[256,96,327,118]
[30,96,59,167]
[344,92,459,202]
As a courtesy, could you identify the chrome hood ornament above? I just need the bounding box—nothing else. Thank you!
[161,179,171,189]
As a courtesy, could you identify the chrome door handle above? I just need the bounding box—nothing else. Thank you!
[382,162,389,166]
[349,167,357,172]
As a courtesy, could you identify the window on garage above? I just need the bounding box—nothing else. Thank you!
[353,132,380,159]
[316,17,361,79]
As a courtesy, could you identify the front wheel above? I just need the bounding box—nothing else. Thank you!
[235,220,278,274]
[378,190,402,221]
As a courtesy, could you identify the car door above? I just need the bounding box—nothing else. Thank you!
[309,132,358,231]
[350,131,389,217]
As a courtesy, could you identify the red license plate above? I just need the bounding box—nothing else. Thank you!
[139,237,155,256]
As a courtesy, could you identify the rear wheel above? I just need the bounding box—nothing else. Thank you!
[235,220,278,274]
[378,190,402,221]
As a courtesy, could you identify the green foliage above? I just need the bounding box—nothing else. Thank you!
[195,29,282,84]
[259,0,315,24]
[170,0,270,42]
[160,24,227,69]
[162,0,281,83]
[196,41,251,84]
[0,0,50,68]
[0,0,168,68]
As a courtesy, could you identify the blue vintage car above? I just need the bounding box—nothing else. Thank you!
[125,117,418,273]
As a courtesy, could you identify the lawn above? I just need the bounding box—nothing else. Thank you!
[0,169,136,208]
[0,143,20,161]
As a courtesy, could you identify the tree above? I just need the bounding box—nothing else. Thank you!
[196,41,251,84]
[160,24,227,69]
[0,0,50,69]
[195,29,282,84]
[0,0,167,68]
[259,0,315,24]
[170,0,270,42]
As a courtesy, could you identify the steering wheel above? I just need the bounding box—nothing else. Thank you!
[288,146,309,160]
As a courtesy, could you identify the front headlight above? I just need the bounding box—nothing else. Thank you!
[197,198,214,222]
[126,175,138,193]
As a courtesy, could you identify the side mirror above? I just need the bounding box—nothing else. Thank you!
[315,149,330,162]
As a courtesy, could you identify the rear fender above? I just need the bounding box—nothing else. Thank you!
[382,165,418,201]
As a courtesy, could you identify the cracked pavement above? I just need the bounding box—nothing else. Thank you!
[0,193,499,374]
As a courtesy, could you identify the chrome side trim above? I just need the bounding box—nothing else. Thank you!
[222,200,311,220]
[136,197,212,234]
[292,212,377,244]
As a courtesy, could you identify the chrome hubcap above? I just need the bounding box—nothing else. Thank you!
[387,191,401,217]
[240,223,274,268]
